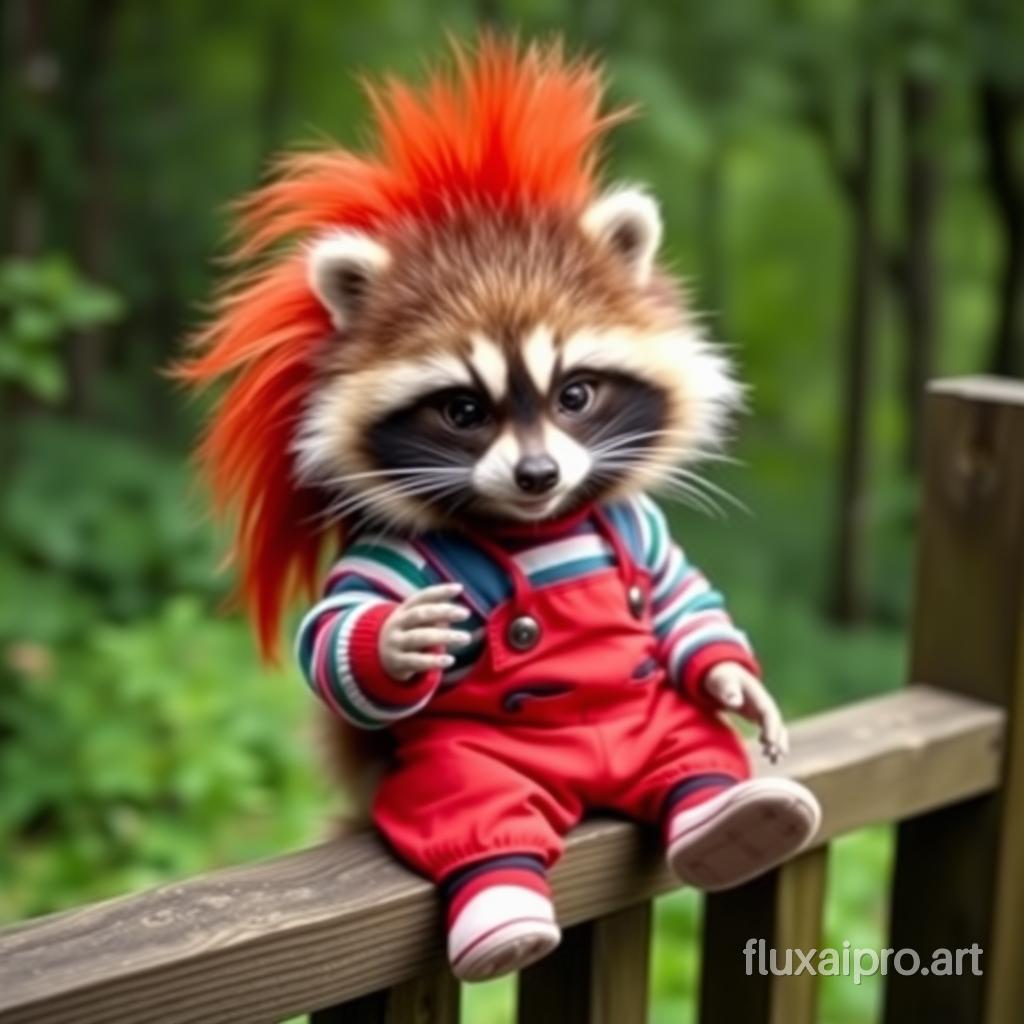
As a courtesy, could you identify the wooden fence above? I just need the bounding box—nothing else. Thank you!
[1,377,1022,1024]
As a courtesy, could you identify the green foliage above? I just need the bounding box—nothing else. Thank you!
[0,256,123,404]
[0,418,332,922]
[0,597,330,922]
[1,418,222,640]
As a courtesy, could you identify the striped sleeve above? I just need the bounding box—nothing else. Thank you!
[294,534,443,729]
[632,494,760,701]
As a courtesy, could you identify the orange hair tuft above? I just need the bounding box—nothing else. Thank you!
[177,35,627,659]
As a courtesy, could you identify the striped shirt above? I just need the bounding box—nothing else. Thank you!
[295,494,756,729]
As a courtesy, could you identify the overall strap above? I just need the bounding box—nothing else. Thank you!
[473,504,642,612]
[469,532,533,616]
[413,531,513,617]
[417,503,645,617]
[591,507,640,590]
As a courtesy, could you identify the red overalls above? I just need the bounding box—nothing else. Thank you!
[373,511,751,882]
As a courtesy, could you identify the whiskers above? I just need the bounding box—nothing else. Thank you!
[589,427,749,520]
[310,464,472,531]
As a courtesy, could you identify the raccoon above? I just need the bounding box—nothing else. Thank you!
[181,37,819,983]
[291,195,742,534]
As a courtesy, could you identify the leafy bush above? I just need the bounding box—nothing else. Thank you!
[0,418,333,922]
[1,417,223,641]
[0,598,331,922]
[0,255,123,405]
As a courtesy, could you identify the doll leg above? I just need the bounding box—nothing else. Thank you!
[441,853,560,982]
[606,689,821,891]
[374,725,581,981]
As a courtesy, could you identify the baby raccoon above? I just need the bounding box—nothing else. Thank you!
[292,196,740,533]
[182,37,820,984]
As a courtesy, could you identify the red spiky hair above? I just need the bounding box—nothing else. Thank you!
[177,35,626,659]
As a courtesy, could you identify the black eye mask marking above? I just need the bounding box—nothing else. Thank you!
[360,361,671,525]
[558,370,671,499]
[365,393,490,481]
[557,371,669,447]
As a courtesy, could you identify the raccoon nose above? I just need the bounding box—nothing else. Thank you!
[514,455,560,494]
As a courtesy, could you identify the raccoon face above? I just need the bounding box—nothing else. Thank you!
[294,188,742,530]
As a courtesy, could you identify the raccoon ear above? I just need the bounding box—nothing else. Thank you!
[580,188,662,287]
[307,231,391,331]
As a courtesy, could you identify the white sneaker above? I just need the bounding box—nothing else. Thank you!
[666,776,821,891]
[448,884,561,982]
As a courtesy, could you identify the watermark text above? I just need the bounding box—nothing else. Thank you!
[743,938,983,986]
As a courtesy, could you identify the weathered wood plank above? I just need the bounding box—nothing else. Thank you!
[0,685,1003,1024]
[699,846,829,1024]
[885,377,1024,1024]
[516,901,651,1024]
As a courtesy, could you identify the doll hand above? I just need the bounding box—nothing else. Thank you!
[378,583,472,682]
[702,661,789,764]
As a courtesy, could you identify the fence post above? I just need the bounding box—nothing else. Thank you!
[517,901,652,1024]
[885,377,1024,1023]
[309,969,459,1024]
[699,846,829,1024]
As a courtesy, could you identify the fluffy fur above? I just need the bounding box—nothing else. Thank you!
[178,36,741,659]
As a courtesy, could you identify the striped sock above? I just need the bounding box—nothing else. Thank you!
[662,772,739,839]
[442,854,560,981]
[443,854,551,930]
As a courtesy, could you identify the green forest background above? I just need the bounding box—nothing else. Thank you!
[1,1,1022,1021]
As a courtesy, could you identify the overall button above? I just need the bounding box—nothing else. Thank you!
[507,615,541,651]
[627,584,645,619]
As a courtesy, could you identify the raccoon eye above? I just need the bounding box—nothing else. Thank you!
[557,379,596,415]
[442,392,490,431]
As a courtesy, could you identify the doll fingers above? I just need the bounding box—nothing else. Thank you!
[757,708,788,762]
[394,651,456,673]
[739,685,783,734]
[402,583,464,606]
[396,602,471,627]
[773,723,791,759]
[394,627,472,651]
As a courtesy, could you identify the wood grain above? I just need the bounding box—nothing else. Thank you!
[885,378,1024,1024]
[0,685,1003,1024]
[0,679,999,1024]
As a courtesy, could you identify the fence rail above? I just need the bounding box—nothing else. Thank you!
[1,376,1023,1024]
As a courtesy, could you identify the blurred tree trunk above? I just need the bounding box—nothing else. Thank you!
[476,0,505,27]
[2,0,57,456]
[893,73,940,471]
[257,1,293,169]
[3,0,57,256]
[979,82,1024,378]
[137,1,185,360]
[68,0,120,417]
[828,87,880,625]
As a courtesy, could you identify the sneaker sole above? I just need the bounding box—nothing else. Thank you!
[666,776,821,892]
[452,918,562,982]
